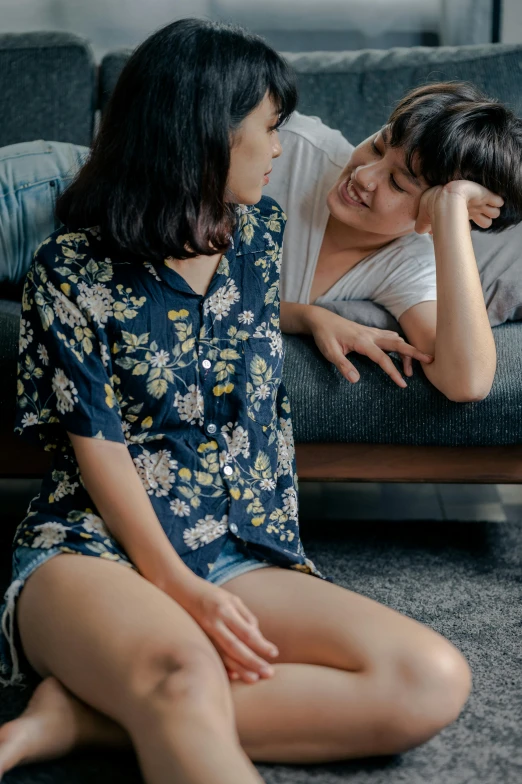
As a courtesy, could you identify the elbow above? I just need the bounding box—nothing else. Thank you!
[423,352,496,403]
[442,378,494,404]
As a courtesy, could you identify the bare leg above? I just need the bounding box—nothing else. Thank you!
[0,563,472,771]
[0,553,263,784]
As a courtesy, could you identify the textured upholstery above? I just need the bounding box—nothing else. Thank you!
[284,44,522,144]
[1,298,521,446]
[0,32,96,148]
[283,326,522,446]
[100,43,522,143]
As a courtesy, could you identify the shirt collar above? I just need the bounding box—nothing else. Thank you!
[234,204,269,257]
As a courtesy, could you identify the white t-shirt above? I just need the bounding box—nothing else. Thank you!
[265,112,437,320]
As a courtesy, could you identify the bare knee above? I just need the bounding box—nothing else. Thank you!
[126,643,233,730]
[383,642,472,751]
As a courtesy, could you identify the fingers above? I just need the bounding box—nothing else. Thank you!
[402,354,413,378]
[363,344,408,387]
[321,336,432,389]
[488,193,504,208]
[222,654,272,684]
[473,214,493,229]
[482,205,501,220]
[373,338,433,364]
[222,605,278,661]
[213,614,277,676]
[415,216,432,235]
[233,596,260,630]
[324,342,360,383]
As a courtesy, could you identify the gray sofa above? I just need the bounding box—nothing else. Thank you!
[1,31,522,483]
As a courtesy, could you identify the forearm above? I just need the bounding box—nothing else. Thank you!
[69,434,198,596]
[280,301,323,334]
[427,195,496,400]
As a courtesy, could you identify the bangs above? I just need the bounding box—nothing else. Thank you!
[388,96,509,190]
[229,42,298,130]
[265,54,298,126]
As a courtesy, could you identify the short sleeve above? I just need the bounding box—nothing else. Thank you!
[369,238,437,321]
[15,233,125,448]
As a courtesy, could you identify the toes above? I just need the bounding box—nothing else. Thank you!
[0,718,31,774]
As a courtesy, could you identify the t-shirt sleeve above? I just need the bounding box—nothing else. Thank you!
[15,236,125,448]
[369,241,437,321]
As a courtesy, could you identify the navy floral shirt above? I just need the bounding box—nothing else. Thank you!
[14,196,324,581]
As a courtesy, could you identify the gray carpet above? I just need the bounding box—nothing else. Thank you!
[1,513,521,783]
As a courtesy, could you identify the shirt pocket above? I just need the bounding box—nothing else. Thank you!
[244,337,282,427]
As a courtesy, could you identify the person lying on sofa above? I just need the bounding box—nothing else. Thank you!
[266,81,522,402]
[1,83,520,401]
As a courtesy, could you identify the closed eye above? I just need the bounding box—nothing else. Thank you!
[390,174,405,193]
[372,138,405,192]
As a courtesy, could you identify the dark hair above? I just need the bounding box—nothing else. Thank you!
[387,81,522,232]
[56,19,297,261]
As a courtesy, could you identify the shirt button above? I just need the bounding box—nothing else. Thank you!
[202,359,211,369]
[229,523,239,534]
[223,465,233,476]
[207,423,217,435]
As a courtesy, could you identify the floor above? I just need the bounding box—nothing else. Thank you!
[1,479,521,783]
[298,482,522,524]
[1,482,522,783]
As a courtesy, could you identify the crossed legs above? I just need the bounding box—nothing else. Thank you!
[0,552,472,781]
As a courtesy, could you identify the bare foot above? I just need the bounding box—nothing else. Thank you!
[0,675,129,777]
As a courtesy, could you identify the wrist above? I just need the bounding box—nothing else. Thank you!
[300,304,325,333]
[151,558,201,600]
[431,189,470,230]
[436,187,469,212]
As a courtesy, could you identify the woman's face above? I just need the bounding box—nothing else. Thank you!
[326,126,430,237]
[227,93,282,205]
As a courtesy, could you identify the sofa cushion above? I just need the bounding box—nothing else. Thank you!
[283,44,522,144]
[0,32,96,148]
[1,299,521,446]
[101,43,522,142]
[282,325,522,446]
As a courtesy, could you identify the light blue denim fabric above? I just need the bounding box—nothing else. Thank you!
[206,535,273,587]
[0,140,88,285]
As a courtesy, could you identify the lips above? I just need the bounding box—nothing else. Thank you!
[342,176,369,207]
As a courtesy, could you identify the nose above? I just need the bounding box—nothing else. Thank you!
[353,163,377,192]
[272,130,282,159]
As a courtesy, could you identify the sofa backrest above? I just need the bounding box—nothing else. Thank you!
[100,42,522,144]
[0,32,96,148]
[2,34,521,150]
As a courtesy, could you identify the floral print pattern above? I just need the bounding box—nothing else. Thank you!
[11,196,324,582]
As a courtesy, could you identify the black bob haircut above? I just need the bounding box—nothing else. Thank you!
[387,81,522,232]
[57,18,297,261]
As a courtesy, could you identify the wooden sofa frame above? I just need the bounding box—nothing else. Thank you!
[3,431,521,484]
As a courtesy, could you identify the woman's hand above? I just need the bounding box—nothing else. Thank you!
[306,307,433,387]
[175,575,279,684]
[415,180,504,235]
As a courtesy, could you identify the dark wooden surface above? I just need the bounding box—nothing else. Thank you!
[1,435,522,484]
[295,443,522,484]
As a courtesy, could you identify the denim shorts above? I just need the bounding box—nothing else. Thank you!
[206,534,273,586]
[0,534,272,688]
